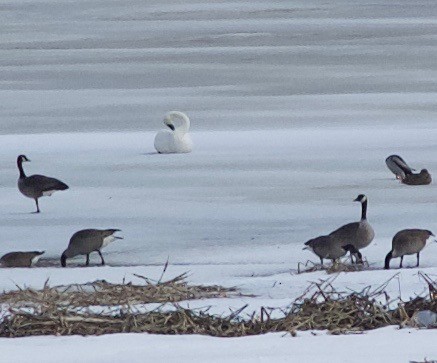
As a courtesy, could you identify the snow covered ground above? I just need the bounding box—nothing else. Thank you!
[1,328,436,363]
[1,0,437,361]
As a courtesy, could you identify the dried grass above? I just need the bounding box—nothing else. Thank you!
[0,272,435,338]
[0,272,236,308]
[297,260,371,274]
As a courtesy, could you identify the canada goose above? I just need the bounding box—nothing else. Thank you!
[400,169,432,186]
[328,194,375,262]
[17,155,69,213]
[384,229,434,269]
[61,229,123,267]
[0,251,44,267]
[385,155,414,179]
[303,235,362,265]
[154,111,193,153]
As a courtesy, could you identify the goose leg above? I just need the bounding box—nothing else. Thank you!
[85,254,90,266]
[97,250,105,266]
[416,252,420,267]
[399,256,404,268]
[320,257,324,266]
[355,250,364,264]
[34,198,40,213]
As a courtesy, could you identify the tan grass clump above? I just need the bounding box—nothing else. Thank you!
[297,260,371,274]
[0,272,237,309]
[0,272,435,338]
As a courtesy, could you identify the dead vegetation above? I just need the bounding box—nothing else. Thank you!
[297,259,371,274]
[0,272,236,308]
[0,272,435,338]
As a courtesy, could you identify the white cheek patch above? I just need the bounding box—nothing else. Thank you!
[424,235,435,249]
[102,235,117,248]
[43,190,57,196]
[31,255,42,266]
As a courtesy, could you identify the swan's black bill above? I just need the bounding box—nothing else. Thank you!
[167,124,175,131]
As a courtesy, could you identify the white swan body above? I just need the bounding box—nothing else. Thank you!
[154,111,193,154]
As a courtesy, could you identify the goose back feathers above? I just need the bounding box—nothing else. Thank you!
[384,229,434,269]
[400,169,432,185]
[61,229,122,267]
[304,235,362,265]
[0,251,44,267]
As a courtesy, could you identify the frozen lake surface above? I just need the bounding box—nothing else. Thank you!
[1,0,437,362]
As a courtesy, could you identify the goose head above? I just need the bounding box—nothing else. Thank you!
[302,240,313,251]
[425,230,437,243]
[353,194,367,203]
[17,154,31,163]
[303,237,318,251]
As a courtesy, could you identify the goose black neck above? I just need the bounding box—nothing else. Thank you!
[17,157,26,178]
[361,200,367,220]
[384,251,392,270]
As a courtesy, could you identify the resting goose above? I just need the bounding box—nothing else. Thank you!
[0,251,44,267]
[400,169,432,185]
[17,155,69,213]
[154,111,193,154]
[328,194,375,262]
[384,229,434,269]
[61,229,123,267]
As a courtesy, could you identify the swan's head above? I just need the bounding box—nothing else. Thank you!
[163,115,176,131]
[163,111,190,134]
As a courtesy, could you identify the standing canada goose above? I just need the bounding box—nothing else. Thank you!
[61,229,123,267]
[384,229,434,269]
[0,251,44,268]
[154,111,193,153]
[400,169,432,185]
[385,155,414,179]
[17,155,69,213]
[328,194,375,262]
[303,235,362,265]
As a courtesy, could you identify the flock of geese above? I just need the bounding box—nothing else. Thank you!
[304,155,434,269]
[0,111,192,268]
[0,115,436,271]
